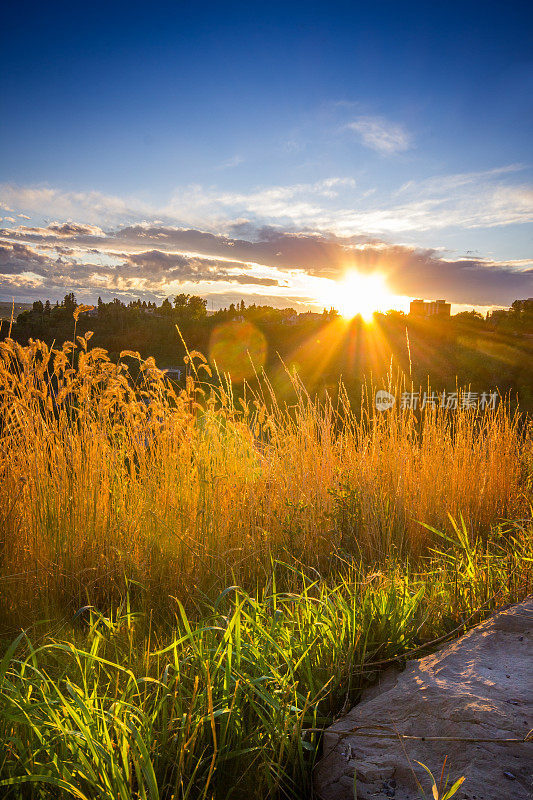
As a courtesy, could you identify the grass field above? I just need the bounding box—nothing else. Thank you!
[0,334,531,799]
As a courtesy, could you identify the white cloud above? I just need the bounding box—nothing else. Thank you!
[345,115,412,154]
[163,177,358,226]
[395,164,525,195]
[0,178,357,232]
[217,155,245,169]
[0,165,530,242]
[0,185,148,226]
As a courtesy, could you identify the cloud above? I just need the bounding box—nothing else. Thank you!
[1,222,531,307]
[0,235,284,300]
[0,162,531,307]
[0,185,147,226]
[230,275,280,286]
[163,177,358,226]
[47,222,106,237]
[345,116,412,154]
[1,222,367,276]
[0,166,530,237]
[0,178,359,232]
[117,250,283,288]
[0,242,51,275]
[217,155,245,169]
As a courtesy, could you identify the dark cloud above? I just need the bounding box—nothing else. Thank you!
[0,242,51,275]
[53,246,75,255]
[111,225,354,275]
[366,247,533,307]
[231,275,280,286]
[0,223,353,273]
[46,222,105,237]
[0,239,283,299]
[1,222,531,306]
[123,250,192,277]
[119,250,280,285]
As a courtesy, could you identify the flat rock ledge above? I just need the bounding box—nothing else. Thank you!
[314,597,532,800]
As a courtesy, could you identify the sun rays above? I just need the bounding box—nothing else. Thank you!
[317,270,409,320]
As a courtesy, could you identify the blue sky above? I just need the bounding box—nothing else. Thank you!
[0,1,531,309]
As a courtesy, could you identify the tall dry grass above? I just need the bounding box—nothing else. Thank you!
[0,335,530,622]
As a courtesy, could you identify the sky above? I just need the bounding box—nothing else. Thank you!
[0,0,532,312]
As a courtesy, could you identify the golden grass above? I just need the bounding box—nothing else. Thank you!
[0,335,530,622]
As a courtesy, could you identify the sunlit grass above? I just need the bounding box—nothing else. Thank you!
[1,534,531,799]
[0,336,528,621]
[0,335,531,798]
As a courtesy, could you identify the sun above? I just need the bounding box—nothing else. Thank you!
[326,271,396,320]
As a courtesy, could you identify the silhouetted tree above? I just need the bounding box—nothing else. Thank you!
[187,296,207,319]
[63,293,77,314]
[174,293,190,309]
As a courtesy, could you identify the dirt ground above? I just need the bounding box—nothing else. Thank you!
[314,598,532,800]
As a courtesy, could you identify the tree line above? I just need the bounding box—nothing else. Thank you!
[2,293,532,409]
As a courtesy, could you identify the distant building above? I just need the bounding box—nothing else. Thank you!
[282,313,299,325]
[410,299,451,317]
[410,299,427,316]
[163,367,185,381]
[144,365,187,382]
[300,311,323,321]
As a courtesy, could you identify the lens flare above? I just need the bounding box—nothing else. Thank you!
[209,321,267,382]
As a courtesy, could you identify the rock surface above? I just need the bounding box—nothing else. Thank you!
[314,598,532,800]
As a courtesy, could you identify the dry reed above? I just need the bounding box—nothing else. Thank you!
[0,335,530,623]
